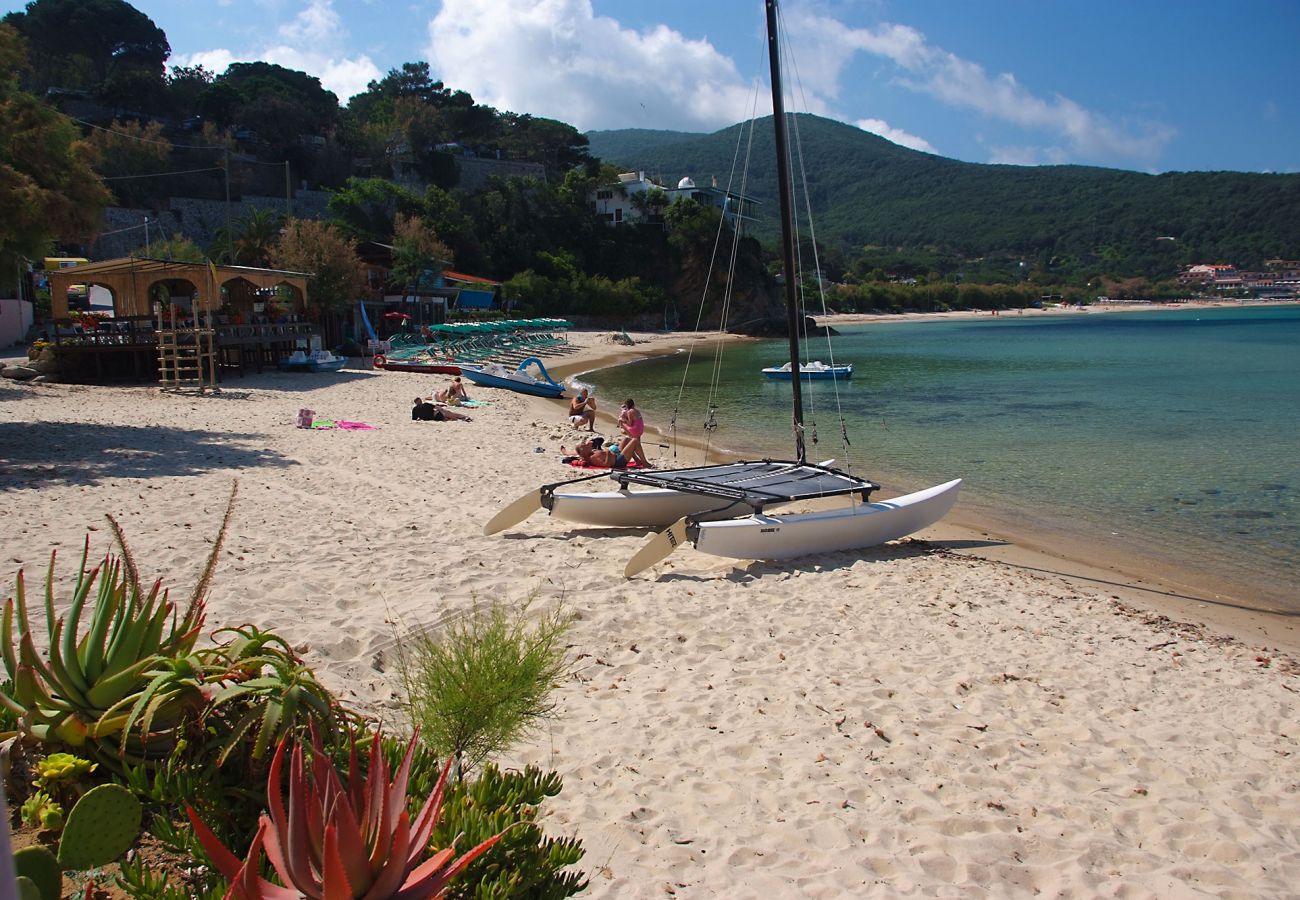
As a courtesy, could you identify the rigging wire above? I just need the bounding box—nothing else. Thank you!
[779,10,859,491]
[669,72,763,462]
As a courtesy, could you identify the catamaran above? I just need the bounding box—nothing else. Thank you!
[483,0,960,576]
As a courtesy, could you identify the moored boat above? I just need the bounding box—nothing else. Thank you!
[761,361,853,380]
[458,356,565,398]
[279,350,347,372]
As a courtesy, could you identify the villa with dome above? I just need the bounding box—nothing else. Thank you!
[590,171,758,229]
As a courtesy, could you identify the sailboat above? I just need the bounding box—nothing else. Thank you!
[483,0,960,576]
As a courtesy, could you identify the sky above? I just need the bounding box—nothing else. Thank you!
[17,0,1300,174]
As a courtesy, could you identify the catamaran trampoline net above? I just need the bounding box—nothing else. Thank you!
[617,460,879,508]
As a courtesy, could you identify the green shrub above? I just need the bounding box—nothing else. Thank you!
[397,602,571,771]
[434,763,586,900]
[375,736,586,900]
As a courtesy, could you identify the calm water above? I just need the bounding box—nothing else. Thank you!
[586,306,1300,608]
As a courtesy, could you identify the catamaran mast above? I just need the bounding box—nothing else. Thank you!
[765,0,806,463]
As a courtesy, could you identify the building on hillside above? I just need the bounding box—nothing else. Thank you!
[1178,262,1299,299]
[1264,259,1300,279]
[590,172,758,229]
[1179,264,1237,286]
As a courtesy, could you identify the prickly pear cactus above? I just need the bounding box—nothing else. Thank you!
[56,783,141,870]
[15,875,43,900]
[12,845,62,900]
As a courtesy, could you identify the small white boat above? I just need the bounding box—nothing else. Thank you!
[309,350,346,372]
[761,361,853,380]
[279,350,347,373]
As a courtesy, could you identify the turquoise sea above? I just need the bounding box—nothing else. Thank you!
[585,305,1299,610]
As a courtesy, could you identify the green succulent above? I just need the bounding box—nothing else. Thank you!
[19,790,65,830]
[34,751,96,787]
[200,624,352,765]
[0,538,207,763]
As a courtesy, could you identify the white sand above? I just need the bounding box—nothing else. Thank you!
[1,331,1297,898]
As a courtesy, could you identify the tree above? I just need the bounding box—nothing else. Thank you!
[133,235,204,262]
[212,207,284,267]
[272,218,363,313]
[326,177,424,241]
[497,113,591,172]
[346,61,450,126]
[84,118,171,207]
[165,63,214,117]
[4,0,169,107]
[389,213,452,292]
[216,62,339,134]
[0,25,110,297]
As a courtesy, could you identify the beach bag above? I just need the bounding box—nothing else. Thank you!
[296,408,315,428]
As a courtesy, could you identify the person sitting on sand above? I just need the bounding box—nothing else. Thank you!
[433,376,469,405]
[616,398,649,467]
[412,397,472,422]
[568,387,596,431]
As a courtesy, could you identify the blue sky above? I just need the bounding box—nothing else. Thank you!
[23,0,1300,173]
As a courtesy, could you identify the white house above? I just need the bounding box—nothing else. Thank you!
[591,172,758,228]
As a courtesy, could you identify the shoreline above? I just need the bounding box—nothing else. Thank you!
[815,296,1300,327]
[548,327,1299,654]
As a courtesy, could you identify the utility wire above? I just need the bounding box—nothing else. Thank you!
[100,166,224,181]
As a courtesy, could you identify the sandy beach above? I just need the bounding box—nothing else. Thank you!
[1,323,1297,897]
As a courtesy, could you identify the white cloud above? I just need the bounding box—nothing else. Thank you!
[426,0,759,131]
[785,5,1173,166]
[854,118,937,154]
[988,145,1058,166]
[172,0,382,101]
[178,49,237,76]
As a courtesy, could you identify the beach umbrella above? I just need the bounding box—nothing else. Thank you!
[383,311,411,320]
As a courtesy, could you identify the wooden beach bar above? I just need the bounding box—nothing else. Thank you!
[43,257,313,384]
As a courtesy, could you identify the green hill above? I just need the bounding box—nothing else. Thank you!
[587,116,1300,277]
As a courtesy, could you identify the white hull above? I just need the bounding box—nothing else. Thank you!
[550,487,750,528]
[693,479,961,561]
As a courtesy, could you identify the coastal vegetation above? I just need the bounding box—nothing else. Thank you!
[1,486,586,898]
[4,0,1298,325]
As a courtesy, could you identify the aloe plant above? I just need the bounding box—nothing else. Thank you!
[0,539,206,761]
[200,624,352,766]
[188,728,504,899]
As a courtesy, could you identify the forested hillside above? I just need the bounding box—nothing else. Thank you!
[588,116,1300,278]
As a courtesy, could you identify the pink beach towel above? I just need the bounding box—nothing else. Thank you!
[565,457,647,470]
[308,419,375,430]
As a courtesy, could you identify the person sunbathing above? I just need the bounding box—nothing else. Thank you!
[575,436,627,469]
[412,398,472,422]
[434,376,469,404]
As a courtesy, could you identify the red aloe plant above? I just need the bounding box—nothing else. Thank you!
[187,727,502,899]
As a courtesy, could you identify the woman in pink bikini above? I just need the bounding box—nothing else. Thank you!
[616,398,650,467]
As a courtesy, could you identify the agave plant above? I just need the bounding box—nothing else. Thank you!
[201,624,354,766]
[188,727,504,899]
[0,539,206,761]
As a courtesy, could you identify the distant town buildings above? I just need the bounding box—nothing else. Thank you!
[590,172,758,229]
[1178,259,1299,299]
